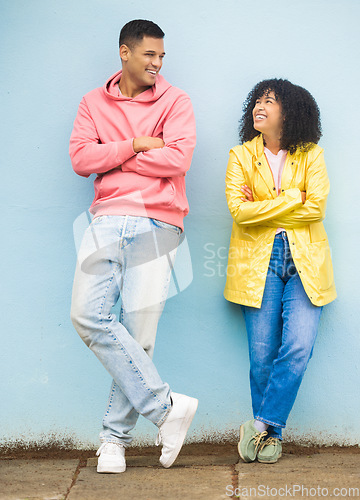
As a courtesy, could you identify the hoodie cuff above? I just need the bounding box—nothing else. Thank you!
[116,138,137,164]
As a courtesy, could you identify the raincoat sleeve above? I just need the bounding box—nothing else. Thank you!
[263,149,329,229]
[69,98,136,178]
[121,97,196,178]
[225,150,303,226]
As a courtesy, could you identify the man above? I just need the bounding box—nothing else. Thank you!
[69,19,197,474]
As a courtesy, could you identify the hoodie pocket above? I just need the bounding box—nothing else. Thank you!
[96,170,178,211]
[157,178,175,207]
[166,176,188,214]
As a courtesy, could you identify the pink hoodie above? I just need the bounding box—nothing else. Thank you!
[69,70,196,230]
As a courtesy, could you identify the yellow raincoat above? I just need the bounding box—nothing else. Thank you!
[224,135,336,308]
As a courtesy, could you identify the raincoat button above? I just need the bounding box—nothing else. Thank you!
[273,187,276,190]
[258,162,261,166]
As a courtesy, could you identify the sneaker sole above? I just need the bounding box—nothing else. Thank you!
[257,451,282,464]
[160,397,198,468]
[238,424,254,463]
[97,463,126,473]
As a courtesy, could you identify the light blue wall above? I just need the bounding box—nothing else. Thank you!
[1,0,359,448]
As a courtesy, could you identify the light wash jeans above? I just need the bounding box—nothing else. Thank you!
[241,232,322,440]
[71,215,182,445]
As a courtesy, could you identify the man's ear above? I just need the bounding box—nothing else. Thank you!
[119,44,130,62]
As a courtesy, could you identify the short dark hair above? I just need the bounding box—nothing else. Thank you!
[119,19,164,49]
[239,78,322,154]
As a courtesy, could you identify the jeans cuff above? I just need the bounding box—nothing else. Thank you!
[100,438,128,447]
[156,403,172,427]
[255,416,286,429]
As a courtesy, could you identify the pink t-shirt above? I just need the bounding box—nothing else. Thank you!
[264,147,287,234]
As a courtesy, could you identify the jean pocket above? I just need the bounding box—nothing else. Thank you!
[151,218,182,235]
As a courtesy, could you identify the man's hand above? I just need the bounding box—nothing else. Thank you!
[241,185,254,202]
[133,137,165,153]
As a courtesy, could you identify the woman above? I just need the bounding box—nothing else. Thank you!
[224,79,336,464]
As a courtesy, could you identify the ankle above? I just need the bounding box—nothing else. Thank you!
[254,419,269,433]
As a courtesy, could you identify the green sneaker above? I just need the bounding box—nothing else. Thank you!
[257,437,282,463]
[238,420,268,463]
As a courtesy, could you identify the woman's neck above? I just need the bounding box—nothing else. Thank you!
[263,134,281,155]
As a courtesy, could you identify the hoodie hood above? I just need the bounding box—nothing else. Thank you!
[104,70,172,102]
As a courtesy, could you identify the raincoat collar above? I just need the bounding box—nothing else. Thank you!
[248,135,298,196]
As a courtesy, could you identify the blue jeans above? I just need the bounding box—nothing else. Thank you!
[241,232,322,439]
[71,215,182,445]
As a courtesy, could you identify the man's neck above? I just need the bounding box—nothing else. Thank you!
[118,77,150,98]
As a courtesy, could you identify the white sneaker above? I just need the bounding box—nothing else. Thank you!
[96,442,126,473]
[155,392,198,468]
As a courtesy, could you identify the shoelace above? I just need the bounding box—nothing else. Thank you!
[155,430,162,446]
[259,437,278,451]
[96,442,123,456]
[252,431,268,452]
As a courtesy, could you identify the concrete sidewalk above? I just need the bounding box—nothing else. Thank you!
[1,444,360,499]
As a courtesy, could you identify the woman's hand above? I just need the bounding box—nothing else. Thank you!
[241,185,254,202]
[241,186,306,204]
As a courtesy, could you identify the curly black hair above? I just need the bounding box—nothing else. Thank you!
[239,79,322,154]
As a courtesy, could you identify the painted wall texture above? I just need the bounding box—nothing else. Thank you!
[1,0,359,448]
